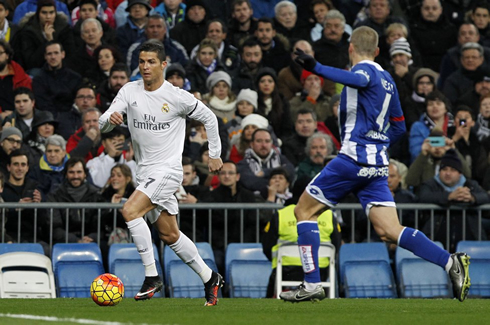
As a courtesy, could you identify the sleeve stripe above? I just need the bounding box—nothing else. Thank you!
[187,102,198,116]
[390,115,405,122]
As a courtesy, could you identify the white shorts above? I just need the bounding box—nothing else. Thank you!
[136,170,181,223]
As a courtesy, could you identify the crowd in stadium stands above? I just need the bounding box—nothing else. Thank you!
[1,0,490,255]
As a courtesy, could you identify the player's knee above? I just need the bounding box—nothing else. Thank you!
[294,206,307,221]
[121,204,139,222]
[159,231,179,245]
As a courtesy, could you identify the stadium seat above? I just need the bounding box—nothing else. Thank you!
[395,242,450,298]
[456,241,490,298]
[275,243,336,299]
[225,243,271,298]
[0,252,56,298]
[164,242,218,298]
[0,243,44,255]
[51,243,105,298]
[339,243,397,298]
[108,243,164,298]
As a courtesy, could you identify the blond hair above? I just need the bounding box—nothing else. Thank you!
[385,23,408,39]
[350,26,378,57]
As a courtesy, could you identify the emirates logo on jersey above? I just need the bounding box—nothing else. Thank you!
[162,103,170,113]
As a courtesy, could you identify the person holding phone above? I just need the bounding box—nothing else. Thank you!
[86,126,136,188]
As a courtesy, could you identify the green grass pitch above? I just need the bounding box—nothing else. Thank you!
[0,298,489,325]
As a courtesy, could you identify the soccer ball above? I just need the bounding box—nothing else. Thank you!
[91,273,124,306]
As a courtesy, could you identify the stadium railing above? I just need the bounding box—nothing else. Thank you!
[0,203,489,254]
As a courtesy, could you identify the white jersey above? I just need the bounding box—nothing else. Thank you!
[99,80,221,176]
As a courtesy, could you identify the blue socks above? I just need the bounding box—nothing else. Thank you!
[297,221,321,284]
[398,227,450,269]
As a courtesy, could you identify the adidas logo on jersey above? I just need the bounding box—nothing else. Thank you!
[131,101,138,107]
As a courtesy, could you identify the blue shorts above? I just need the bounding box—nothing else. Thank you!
[306,154,395,216]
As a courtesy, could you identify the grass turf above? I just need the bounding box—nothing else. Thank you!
[0,298,489,325]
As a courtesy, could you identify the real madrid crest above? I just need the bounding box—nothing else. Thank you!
[162,103,170,113]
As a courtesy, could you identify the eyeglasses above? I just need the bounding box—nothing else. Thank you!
[76,95,95,100]
[219,171,237,176]
[4,137,22,145]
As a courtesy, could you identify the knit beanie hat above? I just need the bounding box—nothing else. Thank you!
[412,68,438,89]
[206,71,232,91]
[300,70,324,86]
[236,89,258,110]
[241,113,269,130]
[166,63,186,80]
[0,127,23,142]
[255,67,278,87]
[440,149,463,173]
[390,37,412,58]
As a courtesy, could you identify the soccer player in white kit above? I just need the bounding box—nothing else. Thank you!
[99,40,224,305]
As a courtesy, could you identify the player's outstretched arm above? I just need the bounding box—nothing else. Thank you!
[208,157,223,173]
[188,100,222,159]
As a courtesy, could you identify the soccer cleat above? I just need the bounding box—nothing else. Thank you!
[279,283,325,302]
[204,271,224,306]
[448,252,471,302]
[134,275,163,301]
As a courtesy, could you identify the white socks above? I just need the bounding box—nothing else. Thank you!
[126,218,158,277]
[445,256,454,273]
[304,282,321,291]
[170,231,212,283]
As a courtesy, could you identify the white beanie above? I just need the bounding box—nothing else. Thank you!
[236,89,258,110]
[241,114,269,129]
[206,71,232,91]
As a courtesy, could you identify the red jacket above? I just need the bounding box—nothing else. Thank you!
[66,127,105,162]
[0,61,32,112]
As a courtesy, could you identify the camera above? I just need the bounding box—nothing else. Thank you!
[459,119,466,126]
[428,136,445,147]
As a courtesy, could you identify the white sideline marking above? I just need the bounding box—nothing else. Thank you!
[0,313,162,325]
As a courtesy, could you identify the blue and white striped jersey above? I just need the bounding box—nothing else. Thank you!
[314,60,406,166]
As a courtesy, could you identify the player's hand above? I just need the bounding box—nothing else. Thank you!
[294,49,317,72]
[110,112,124,125]
[208,157,223,173]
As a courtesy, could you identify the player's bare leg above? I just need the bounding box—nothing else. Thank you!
[122,190,164,300]
[280,192,327,302]
[154,211,224,306]
[369,206,471,301]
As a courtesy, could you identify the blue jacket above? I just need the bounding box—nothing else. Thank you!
[250,0,282,19]
[409,117,431,163]
[13,0,70,24]
[116,18,146,58]
[154,2,186,29]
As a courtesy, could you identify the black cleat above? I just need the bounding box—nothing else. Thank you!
[134,276,163,301]
[204,271,224,306]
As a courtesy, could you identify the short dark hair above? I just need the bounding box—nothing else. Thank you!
[0,39,13,63]
[269,167,290,182]
[257,17,275,29]
[296,108,317,122]
[110,62,130,78]
[0,0,10,11]
[140,39,166,62]
[36,0,56,20]
[182,156,196,172]
[45,40,64,53]
[207,18,227,34]
[76,83,97,96]
[64,157,88,176]
[13,87,35,101]
[8,148,29,166]
[239,36,261,54]
[425,90,451,112]
[454,105,475,120]
[79,0,98,9]
[232,0,252,10]
[251,128,271,141]
[101,126,126,140]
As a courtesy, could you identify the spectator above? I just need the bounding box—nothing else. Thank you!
[0,39,31,118]
[296,132,335,182]
[418,149,490,251]
[0,0,18,43]
[154,0,186,30]
[476,93,490,141]
[264,166,292,204]
[232,36,263,92]
[375,22,420,69]
[229,113,268,164]
[273,1,310,42]
[227,0,258,48]
[387,159,418,228]
[2,87,43,142]
[90,44,123,87]
[403,68,438,130]
[116,0,150,58]
[97,63,130,113]
[186,38,226,94]
[409,90,455,163]
[289,70,332,123]
[255,17,291,73]
[226,88,258,141]
[127,14,188,73]
[443,42,487,106]
[69,18,105,79]
[478,135,490,191]
[313,9,350,69]
[12,0,70,25]
[277,39,335,100]
[2,149,45,244]
[0,126,22,176]
[165,62,189,90]
[170,0,209,55]
[12,0,74,71]
[409,0,457,72]
[203,71,236,123]
[310,0,334,42]
[25,110,58,163]
[469,1,490,46]
[29,134,68,196]
[57,84,98,140]
[32,41,82,118]
[47,157,106,243]
[237,128,294,194]
[177,156,210,205]
[406,129,471,194]
[72,0,116,28]
[456,66,490,115]
[249,0,281,19]
[255,67,293,139]
[66,107,103,162]
[323,94,341,144]
[190,19,239,73]
[72,0,117,49]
